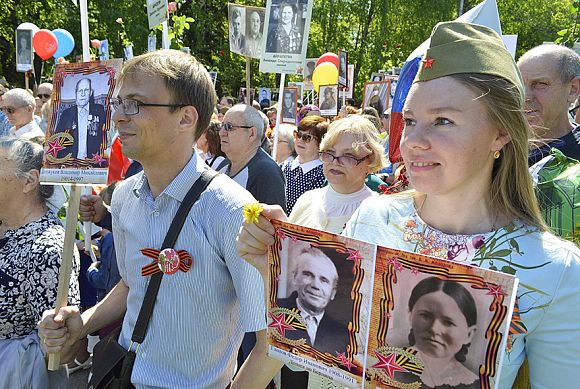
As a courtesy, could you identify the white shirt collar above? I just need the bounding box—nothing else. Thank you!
[291,157,322,174]
[12,120,44,139]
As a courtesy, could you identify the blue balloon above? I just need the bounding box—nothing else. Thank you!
[52,29,75,59]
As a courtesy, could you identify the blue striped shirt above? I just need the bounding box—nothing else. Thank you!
[110,153,266,388]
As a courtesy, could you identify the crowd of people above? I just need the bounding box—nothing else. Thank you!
[0,19,578,389]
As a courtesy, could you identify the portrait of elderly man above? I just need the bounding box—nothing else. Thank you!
[229,6,246,54]
[266,3,303,54]
[276,246,351,355]
[54,77,107,161]
[245,10,264,58]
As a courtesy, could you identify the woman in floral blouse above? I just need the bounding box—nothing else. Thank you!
[237,22,580,388]
[0,138,79,387]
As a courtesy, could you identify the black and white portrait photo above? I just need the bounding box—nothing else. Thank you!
[16,29,33,72]
[370,72,384,82]
[338,50,348,87]
[228,4,246,55]
[42,59,122,185]
[260,0,313,74]
[244,7,266,58]
[339,64,355,99]
[281,87,297,123]
[276,244,353,355]
[363,81,390,118]
[319,84,338,117]
[258,87,271,107]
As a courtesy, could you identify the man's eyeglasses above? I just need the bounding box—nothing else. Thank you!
[569,104,580,119]
[319,151,370,168]
[220,122,254,132]
[0,106,26,114]
[110,97,186,116]
[293,130,317,143]
[37,94,51,99]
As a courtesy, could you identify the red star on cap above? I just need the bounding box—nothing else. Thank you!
[410,267,419,275]
[336,351,354,371]
[268,312,295,337]
[372,351,408,380]
[46,139,65,158]
[347,249,363,267]
[422,56,435,69]
[486,284,507,300]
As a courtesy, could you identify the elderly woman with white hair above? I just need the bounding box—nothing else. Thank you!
[275,123,297,164]
[1,88,44,141]
[0,138,79,387]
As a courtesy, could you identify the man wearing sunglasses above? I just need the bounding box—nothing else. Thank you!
[39,50,281,389]
[518,44,580,166]
[1,88,44,140]
[53,77,108,163]
[37,83,53,106]
[219,104,287,212]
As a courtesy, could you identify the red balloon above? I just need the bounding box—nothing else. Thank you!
[316,52,339,69]
[33,29,58,60]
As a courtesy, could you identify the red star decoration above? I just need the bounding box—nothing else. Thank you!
[92,153,105,166]
[347,249,363,267]
[275,228,287,240]
[268,312,295,337]
[410,267,419,275]
[422,56,435,69]
[387,256,403,271]
[336,352,353,371]
[486,284,507,300]
[372,352,408,380]
[46,139,65,158]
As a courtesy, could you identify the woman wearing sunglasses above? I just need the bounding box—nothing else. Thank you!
[237,22,580,388]
[281,115,328,213]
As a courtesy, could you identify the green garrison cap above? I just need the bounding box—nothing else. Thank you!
[415,21,524,102]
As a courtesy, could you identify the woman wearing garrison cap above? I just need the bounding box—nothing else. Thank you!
[237,22,580,388]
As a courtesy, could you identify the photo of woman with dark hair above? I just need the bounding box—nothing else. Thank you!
[404,277,479,388]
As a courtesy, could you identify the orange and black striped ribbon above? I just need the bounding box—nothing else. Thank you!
[140,248,192,276]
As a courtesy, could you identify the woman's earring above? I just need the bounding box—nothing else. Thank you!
[493,150,501,159]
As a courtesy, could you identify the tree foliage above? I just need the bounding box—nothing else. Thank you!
[0,0,576,104]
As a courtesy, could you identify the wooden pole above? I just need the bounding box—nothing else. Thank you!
[245,57,251,105]
[24,71,29,90]
[48,0,91,370]
[271,73,285,162]
[47,186,81,370]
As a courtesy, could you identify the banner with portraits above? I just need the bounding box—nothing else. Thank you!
[228,3,266,59]
[266,220,518,389]
[260,0,314,74]
[41,59,122,185]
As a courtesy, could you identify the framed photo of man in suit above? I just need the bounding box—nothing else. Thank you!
[281,87,298,124]
[41,59,122,185]
[267,220,376,388]
[228,4,246,56]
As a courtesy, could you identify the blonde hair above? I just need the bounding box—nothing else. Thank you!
[451,73,548,231]
[320,115,387,173]
[119,50,217,141]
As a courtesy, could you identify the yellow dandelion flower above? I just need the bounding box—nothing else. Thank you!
[243,202,263,224]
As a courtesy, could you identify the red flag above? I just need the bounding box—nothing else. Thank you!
[108,137,131,184]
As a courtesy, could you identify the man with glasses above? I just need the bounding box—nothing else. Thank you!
[518,44,580,165]
[38,50,282,388]
[1,88,44,140]
[54,77,107,162]
[218,104,287,212]
[37,83,53,106]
